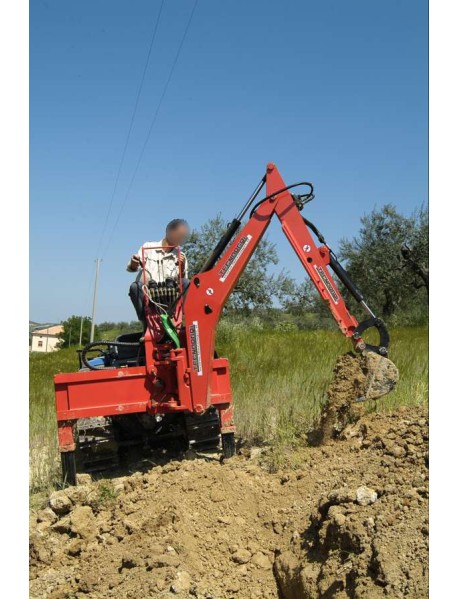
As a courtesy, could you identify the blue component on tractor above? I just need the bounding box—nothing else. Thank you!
[87,356,106,368]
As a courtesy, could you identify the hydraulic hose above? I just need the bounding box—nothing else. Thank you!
[81,340,142,371]
[249,182,314,218]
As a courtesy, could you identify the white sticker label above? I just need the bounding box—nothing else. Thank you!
[314,265,339,304]
[189,321,203,376]
[218,235,252,282]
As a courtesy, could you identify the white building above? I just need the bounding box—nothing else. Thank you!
[30,325,64,353]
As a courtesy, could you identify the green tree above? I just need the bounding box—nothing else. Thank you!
[184,214,293,313]
[339,205,428,321]
[97,321,116,333]
[398,207,429,295]
[58,316,96,347]
[98,320,142,335]
[276,275,317,315]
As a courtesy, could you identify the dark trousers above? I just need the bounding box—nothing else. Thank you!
[129,281,146,327]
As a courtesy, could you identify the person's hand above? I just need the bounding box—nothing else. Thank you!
[130,254,142,269]
[178,254,186,273]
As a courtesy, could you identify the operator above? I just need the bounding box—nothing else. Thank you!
[127,218,190,326]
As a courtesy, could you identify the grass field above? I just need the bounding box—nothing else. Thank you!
[29,326,428,493]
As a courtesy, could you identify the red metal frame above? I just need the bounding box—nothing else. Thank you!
[54,163,363,451]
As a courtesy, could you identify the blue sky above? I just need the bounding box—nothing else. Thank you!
[30,0,428,323]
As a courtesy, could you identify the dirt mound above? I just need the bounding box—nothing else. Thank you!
[30,408,428,598]
[275,409,429,598]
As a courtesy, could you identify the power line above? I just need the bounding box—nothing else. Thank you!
[102,0,199,256]
[95,0,165,257]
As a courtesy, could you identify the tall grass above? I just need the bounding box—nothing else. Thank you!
[29,327,428,492]
[29,349,76,493]
[216,326,428,444]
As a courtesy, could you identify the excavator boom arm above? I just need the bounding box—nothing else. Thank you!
[183,163,388,417]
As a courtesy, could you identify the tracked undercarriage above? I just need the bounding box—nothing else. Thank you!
[74,409,222,475]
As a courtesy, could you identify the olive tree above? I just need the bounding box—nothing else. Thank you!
[339,205,428,321]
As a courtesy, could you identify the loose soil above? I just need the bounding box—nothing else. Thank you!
[30,354,426,598]
[30,407,428,598]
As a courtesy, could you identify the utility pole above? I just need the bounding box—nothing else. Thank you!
[79,315,84,346]
[90,258,101,342]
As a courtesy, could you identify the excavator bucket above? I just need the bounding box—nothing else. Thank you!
[357,352,399,401]
[314,351,399,445]
[349,317,399,400]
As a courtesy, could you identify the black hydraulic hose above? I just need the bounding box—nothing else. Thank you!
[302,217,326,245]
[249,182,314,218]
[199,181,313,274]
[81,340,141,371]
[181,181,314,302]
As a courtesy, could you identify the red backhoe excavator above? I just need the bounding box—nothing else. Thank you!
[54,163,397,484]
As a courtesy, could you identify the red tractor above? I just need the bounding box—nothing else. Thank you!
[54,163,395,484]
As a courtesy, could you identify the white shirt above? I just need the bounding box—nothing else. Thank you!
[127,239,188,284]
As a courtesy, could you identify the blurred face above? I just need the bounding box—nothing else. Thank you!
[166,223,189,247]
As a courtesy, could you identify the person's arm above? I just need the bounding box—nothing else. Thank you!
[126,246,143,272]
[178,251,188,279]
